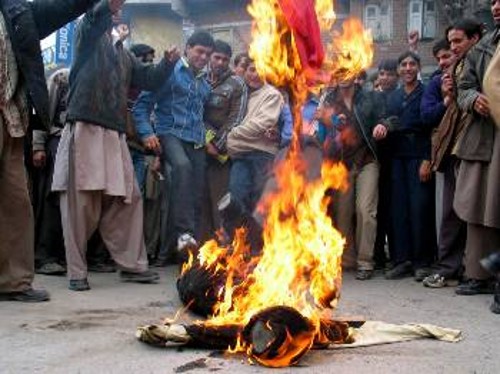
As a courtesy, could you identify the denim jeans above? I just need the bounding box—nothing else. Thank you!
[229,151,275,215]
[130,149,147,194]
[160,135,206,241]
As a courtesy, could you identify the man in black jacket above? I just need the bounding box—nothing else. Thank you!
[52,0,179,291]
[0,0,100,303]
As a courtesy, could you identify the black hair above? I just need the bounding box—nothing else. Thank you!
[357,70,367,80]
[446,18,483,41]
[397,51,421,66]
[432,38,451,57]
[186,30,215,49]
[130,43,155,58]
[234,52,249,67]
[378,59,398,72]
[213,40,232,57]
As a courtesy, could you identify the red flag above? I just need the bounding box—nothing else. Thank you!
[277,0,324,72]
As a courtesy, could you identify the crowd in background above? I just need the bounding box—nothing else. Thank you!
[1,0,499,315]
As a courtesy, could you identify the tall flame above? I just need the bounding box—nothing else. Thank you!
[180,0,375,367]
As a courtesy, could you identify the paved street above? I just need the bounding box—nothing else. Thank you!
[1,267,498,373]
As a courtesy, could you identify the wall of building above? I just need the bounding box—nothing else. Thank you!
[125,4,184,57]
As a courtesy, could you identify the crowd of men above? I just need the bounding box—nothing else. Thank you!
[0,0,499,315]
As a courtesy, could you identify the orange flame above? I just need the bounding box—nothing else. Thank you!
[247,0,301,87]
[315,0,336,31]
[324,18,374,82]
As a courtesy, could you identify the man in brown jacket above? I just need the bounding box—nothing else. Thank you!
[423,19,483,288]
[199,41,247,243]
[454,1,500,296]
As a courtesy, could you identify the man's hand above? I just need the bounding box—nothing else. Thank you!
[419,160,432,183]
[109,0,125,14]
[143,135,161,154]
[473,94,490,117]
[33,150,46,168]
[206,142,220,157]
[408,30,420,52]
[441,73,454,98]
[372,124,388,140]
[264,128,280,141]
[164,46,181,63]
[115,24,129,42]
[313,106,335,127]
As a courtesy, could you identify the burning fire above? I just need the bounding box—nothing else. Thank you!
[180,0,374,367]
[315,0,336,31]
[324,18,374,81]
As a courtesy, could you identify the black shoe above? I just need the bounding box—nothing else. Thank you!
[120,270,160,283]
[385,261,413,280]
[36,262,66,276]
[69,279,91,291]
[0,288,50,302]
[490,282,500,314]
[88,263,116,273]
[356,269,373,280]
[455,279,495,295]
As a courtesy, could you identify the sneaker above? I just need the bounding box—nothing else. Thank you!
[385,261,413,280]
[69,279,91,291]
[0,288,50,302]
[177,233,198,252]
[422,273,446,288]
[355,269,373,280]
[120,270,160,284]
[455,279,495,295]
[177,233,198,264]
[36,262,66,276]
[414,267,432,282]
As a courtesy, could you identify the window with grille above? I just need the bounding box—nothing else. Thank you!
[408,0,437,39]
[363,0,393,42]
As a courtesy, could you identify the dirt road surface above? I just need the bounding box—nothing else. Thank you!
[1,267,498,373]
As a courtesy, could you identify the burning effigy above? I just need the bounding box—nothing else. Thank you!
[136,0,462,367]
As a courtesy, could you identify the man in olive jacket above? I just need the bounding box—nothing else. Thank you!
[0,0,100,303]
[454,1,500,296]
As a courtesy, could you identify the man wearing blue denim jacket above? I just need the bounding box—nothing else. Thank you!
[133,31,214,260]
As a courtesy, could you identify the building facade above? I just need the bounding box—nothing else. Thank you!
[43,1,493,72]
[183,0,453,71]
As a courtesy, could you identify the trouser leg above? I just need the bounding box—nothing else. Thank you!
[334,169,356,269]
[356,162,379,271]
[390,158,412,265]
[464,223,500,280]
[98,179,148,273]
[0,132,34,292]
[436,159,466,278]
